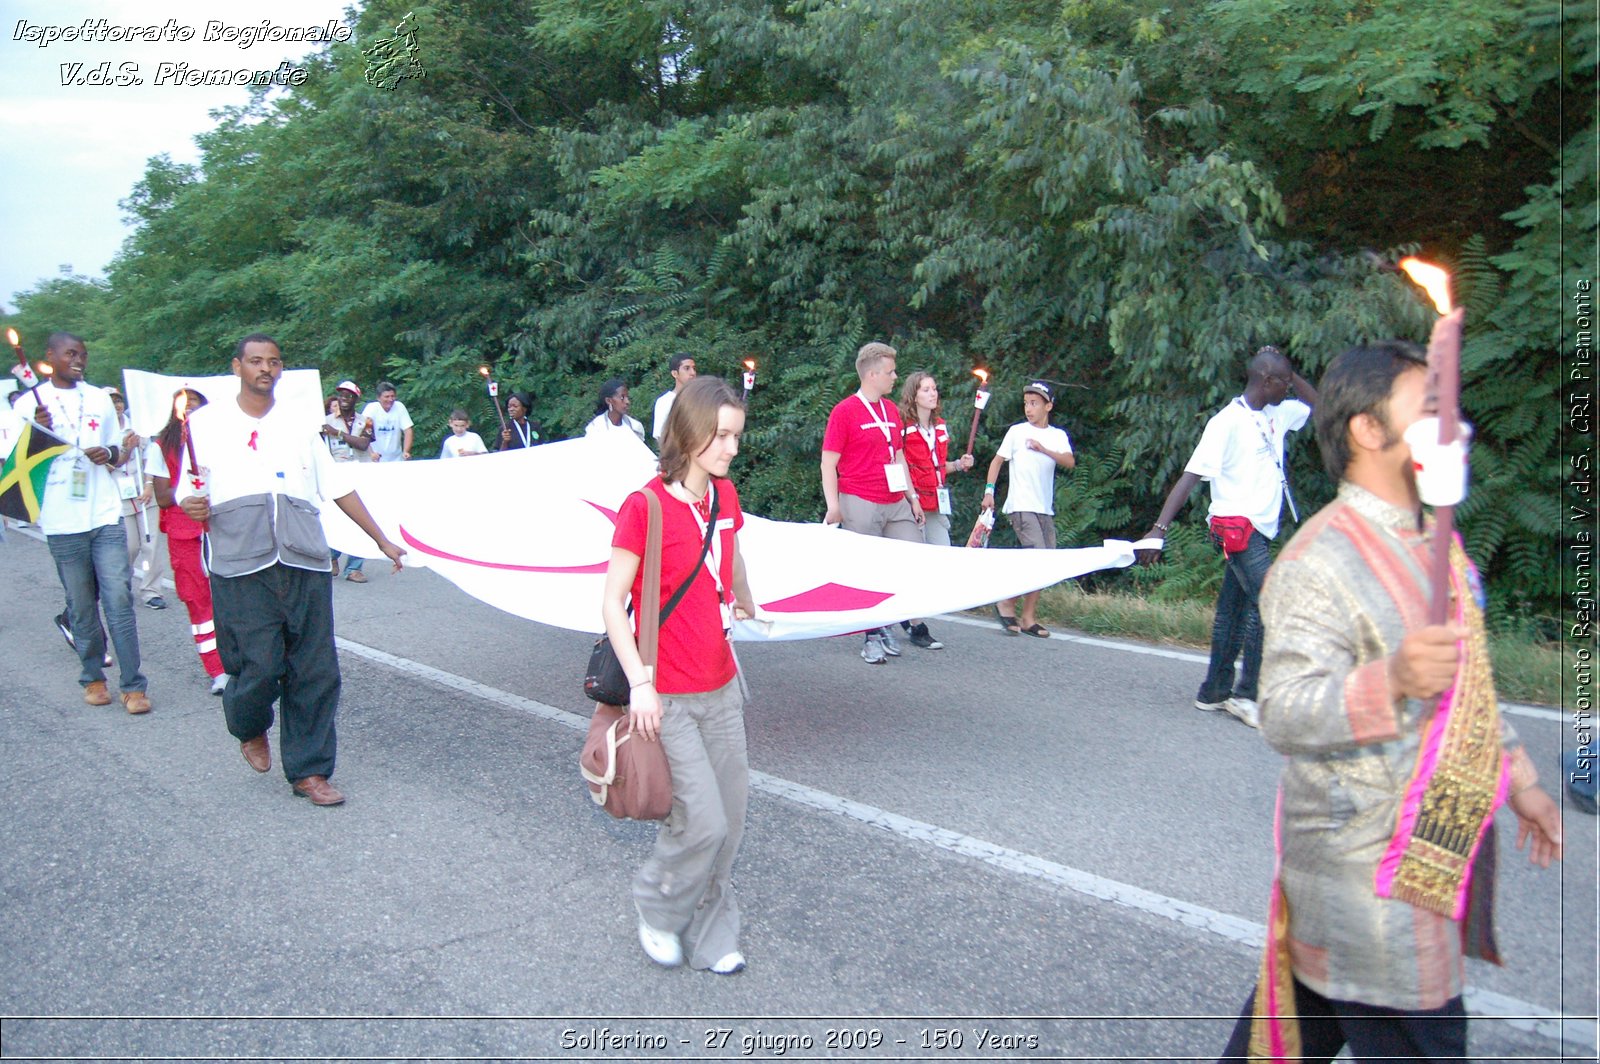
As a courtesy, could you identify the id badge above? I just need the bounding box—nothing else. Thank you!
[884,462,909,493]
[71,459,89,500]
[936,486,953,515]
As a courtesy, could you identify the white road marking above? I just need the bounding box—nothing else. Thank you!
[336,635,1592,1051]
[936,613,1566,723]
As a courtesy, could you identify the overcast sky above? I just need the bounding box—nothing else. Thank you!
[0,0,357,314]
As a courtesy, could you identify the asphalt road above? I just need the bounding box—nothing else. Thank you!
[1,526,1594,1062]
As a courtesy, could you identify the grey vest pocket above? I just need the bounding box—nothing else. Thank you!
[206,495,278,578]
[206,493,333,577]
[278,495,332,570]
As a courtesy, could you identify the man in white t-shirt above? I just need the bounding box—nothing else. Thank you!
[14,333,151,713]
[181,334,405,806]
[651,352,697,441]
[1137,346,1318,728]
[360,381,414,462]
[981,381,1075,638]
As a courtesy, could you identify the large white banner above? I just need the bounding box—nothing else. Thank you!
[318,432,1134,641]
[120,368,327,438]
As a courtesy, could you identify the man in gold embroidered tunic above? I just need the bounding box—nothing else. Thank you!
[1220,322,1563,1061]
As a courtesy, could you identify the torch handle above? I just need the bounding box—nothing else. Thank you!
[490,392,508,433]
[1429,507,1454,625]
[1424,308,1465,625]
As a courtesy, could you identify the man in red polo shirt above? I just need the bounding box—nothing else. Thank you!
[820,341,924,664]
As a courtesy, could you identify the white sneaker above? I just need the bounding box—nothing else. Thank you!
[710,951,746,975]
[637,912,682,967]
[861,634,887,664]
[1225,697,1261,729]
[211,674,230,696]
[1193,697,1229,712]
[879,626,902,656]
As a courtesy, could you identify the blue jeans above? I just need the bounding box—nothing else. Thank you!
[1198,529,1272,704]
[329,550,363,573]
[48,522,146,692]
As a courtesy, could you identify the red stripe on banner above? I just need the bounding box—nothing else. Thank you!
[399,525,609,574]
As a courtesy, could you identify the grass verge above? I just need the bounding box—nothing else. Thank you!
[1030,587,1572,710]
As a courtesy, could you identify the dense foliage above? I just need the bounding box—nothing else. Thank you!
[5,0,1591,626]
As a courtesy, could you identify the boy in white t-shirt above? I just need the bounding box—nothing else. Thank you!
[981,381,1075,637]
[439,409,488,458]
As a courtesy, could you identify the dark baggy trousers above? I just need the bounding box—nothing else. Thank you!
[211,562,340,783]
[1219,977,1468,1063]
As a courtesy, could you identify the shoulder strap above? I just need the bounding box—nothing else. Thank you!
[635,483,721,668]
[635,488,665,668]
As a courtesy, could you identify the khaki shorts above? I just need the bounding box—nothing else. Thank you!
[839,493,923,543]
[1009,510,1056,549]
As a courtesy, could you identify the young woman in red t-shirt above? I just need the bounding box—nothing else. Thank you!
[601,376,756,976]
[149,388,227,693]
[894,371,975,647]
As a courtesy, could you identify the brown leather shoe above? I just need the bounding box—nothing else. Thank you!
[240,735,271,773]
[292,776,345,806]
[121,690,152,715]
[83,680,112,706]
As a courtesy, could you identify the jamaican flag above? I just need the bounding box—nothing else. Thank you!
[0,418,70,523]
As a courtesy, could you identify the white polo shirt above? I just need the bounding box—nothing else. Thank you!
[11,382,123,535]
[1184,396,1310,539]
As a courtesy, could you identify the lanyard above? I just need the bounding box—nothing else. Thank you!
[856,393,896,461]
[1234,398,1299,521]
[915,421,945,487]
[687,493,727,601]
[49,387,86,448]
[514,419,533,448]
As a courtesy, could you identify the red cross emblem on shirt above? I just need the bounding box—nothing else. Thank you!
[87,417,99,430]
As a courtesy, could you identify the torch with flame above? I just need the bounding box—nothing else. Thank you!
[29,359,53,403]
[7,327,38,389]
[1399,256,1464,624]
[742,359,757,401]
[965,367,991,458]
[479,364,508,432]
[173,388,206,498]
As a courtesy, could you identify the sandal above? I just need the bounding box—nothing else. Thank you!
[1021,623,1051,638]
[999,615,1021,635]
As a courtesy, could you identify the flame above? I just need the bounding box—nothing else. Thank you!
[6,328,18,347]
[478,365,490,377]
[1398,257,1453,315]
[743,359,756,371]
[973,368,989,385]
[174,390,189,423]
[37,361,52,377]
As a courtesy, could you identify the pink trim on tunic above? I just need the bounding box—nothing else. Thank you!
[1373,582,1510,920]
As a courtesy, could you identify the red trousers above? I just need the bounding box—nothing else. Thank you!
[168,535,224,679]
